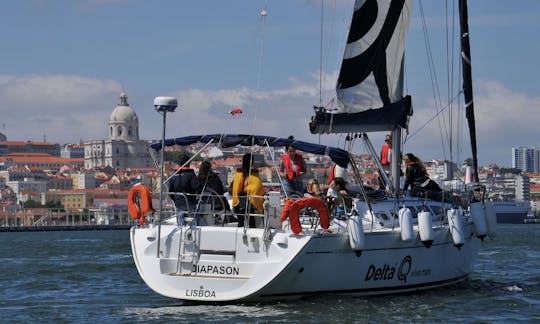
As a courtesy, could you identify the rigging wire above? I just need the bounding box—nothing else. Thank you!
[319,0,324,108]
[407,91,462,141]
[250,1,268,136]
[419,0,449,161]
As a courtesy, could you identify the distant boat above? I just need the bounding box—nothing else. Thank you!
[491,200,530,224]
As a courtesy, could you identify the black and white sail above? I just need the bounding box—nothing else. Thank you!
[310,0,413,134]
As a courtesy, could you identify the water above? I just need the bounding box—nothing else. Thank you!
[1,225,539,323]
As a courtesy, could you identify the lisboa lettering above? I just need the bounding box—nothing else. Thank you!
[192,264,240,276]
[185,288,216,298]
[365,256,413,283]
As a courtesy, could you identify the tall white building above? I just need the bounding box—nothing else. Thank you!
[512,146,539,173]
[84,93,152,170]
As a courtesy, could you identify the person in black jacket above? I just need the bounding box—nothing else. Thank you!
[197,160,228,211]
[402,153,442,199]
[168,154,199,225]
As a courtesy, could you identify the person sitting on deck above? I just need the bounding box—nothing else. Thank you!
[326,177,350,219]
[304,178,322,198]
[402,153,443,201]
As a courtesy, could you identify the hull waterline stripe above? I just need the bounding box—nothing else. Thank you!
[260,274,469,298]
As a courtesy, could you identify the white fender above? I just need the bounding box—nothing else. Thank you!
[398,207,414,241]
[347,214,365,254]
[483,200,497,239]
[447,208,464,248]
[470,201,487,240]
[418,210,434,248]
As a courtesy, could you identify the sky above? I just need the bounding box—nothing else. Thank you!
[1,0,539,167]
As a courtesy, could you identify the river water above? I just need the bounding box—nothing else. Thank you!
[1,224,539,323]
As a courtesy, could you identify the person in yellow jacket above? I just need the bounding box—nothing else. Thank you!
[230,153,264,227]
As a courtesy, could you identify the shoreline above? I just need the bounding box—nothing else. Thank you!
[0,224,133,232]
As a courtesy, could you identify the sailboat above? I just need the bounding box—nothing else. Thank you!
[129,0,495,302]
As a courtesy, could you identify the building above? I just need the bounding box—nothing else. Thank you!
[0,140,61,157]
[425,160,455,182]
[515,174,531,201]
[512,146,539,173]
[6,178,48,197]
[0,153,83,172]
[42,189,129,211]
[84,93,152,170]
[61,144,85,159]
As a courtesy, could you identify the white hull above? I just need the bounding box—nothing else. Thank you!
[131,211,480,302]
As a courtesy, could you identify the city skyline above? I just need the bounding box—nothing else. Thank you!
[1,1,539,167]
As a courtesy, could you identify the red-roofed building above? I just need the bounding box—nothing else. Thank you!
[0,153,83,171]
[0,140,60,156]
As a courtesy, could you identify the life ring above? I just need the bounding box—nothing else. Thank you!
[280,197,330,235]
[128,184,154,225]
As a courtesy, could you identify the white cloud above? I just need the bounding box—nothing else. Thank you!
[402,80,540,166]
[0,74,121,142]
[0,72,535,167]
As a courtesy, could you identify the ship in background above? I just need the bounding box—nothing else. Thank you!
[490,199,530,224]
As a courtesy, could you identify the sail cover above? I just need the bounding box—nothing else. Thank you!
[150,134,351,168]
[310,0,413,134]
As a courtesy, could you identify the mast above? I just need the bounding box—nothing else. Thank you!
[459,0,479,183]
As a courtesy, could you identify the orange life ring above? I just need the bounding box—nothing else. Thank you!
[280,197,330,235]
[128,184,154,225]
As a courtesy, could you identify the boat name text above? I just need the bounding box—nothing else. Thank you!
[365,255,412,283]
[192,264,240,276]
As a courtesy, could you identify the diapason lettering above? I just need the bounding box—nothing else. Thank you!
[192,264,240,276]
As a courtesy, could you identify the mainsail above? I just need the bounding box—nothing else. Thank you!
[310,0,413,134]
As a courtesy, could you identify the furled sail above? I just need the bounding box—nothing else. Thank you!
[310,0,413,134]
[459,0,479,183]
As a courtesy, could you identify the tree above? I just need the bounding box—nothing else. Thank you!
[45,200,63,209]
[499,167,521,175]
[22,200,42,208]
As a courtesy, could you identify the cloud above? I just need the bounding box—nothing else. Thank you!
[0,72,535,167]
[0,74,121,142]
[402,80,540,166]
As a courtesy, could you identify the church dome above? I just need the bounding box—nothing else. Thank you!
[109,92,139,141]
[109,93,138,122]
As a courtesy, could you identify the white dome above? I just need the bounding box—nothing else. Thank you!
[110,105,138,122]
[109,93,138,122]
[108,92,139,141]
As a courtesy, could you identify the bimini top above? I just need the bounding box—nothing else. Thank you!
[149,134,350,168]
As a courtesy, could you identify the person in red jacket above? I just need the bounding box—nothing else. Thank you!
[378,134,392,189]
[280,143,306,195]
